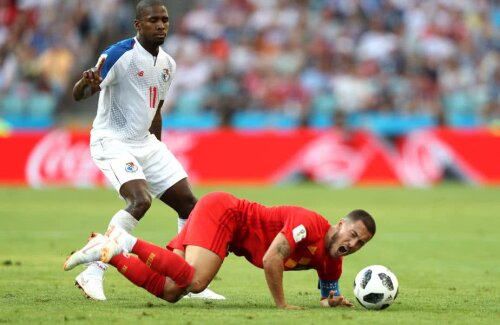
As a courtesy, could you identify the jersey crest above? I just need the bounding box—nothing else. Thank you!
[161,68,170,82]
[292,224,307,243]
[125,162,138,173]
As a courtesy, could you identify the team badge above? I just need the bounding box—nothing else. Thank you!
[125,162,138,173]
[161,68,170,82]
[292,224,307,243]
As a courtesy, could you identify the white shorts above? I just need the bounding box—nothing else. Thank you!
[90,134,188,198]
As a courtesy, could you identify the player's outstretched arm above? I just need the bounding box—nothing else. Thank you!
[263,233,302,310]
[320,290,354,308]
[72,58,104,101]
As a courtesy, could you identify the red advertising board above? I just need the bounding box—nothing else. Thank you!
[1,128,499,187]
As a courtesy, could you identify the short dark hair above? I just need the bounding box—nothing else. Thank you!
[136,0,166,19]
[345,209,376,236]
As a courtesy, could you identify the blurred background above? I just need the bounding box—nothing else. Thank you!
[1,0,500,187]
[2,2,500,321]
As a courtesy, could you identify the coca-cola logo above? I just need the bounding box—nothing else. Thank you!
[272,132,366,186]
[26,130,105,187]
[396,130,482,186]
[397,130,447,187]
[19,129,483,188]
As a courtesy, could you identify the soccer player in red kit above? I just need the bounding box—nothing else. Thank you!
[64,192,376,309]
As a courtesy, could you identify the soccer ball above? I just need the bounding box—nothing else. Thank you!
[353,265,399,310]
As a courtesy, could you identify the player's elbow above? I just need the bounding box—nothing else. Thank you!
[262,256,270,268]
[262,254,278,270]
[262,249,280,266]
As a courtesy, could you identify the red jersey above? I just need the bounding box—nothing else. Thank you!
[168,192,343,281]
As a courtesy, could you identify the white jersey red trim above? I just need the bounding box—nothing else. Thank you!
[91,37,176,142]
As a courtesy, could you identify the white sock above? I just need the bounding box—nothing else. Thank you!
[178,218,188,233]
[82,211,136,274]
[108,210,138,233]
[87,261,108,272]
[118,231,138,252]
[105,210,138,252]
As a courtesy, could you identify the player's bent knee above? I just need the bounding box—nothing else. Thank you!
[188,279,209,294]
[129,195,152,216]
[160,277,185,303]
[162,292,182,303]
[136,195,152,210]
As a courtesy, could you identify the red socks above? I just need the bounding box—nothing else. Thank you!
[109,254,165,297]
[108,239,194,297]
[131,239,194,288]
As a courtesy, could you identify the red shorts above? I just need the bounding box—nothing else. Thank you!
[167,192,241,261]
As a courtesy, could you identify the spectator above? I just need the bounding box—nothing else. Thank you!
[1,0,499,133]
[0,0,134,128]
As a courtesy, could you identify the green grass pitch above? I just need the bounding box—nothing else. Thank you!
[1,185,499,324]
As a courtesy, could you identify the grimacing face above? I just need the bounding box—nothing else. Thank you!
[327,219,373,258]
[135,5,170,47]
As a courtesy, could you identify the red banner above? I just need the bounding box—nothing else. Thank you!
[1,128,499,187]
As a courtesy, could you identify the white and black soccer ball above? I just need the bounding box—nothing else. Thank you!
[353,265,399,310]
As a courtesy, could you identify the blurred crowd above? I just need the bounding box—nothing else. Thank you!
[0,0,134,128]
[1,0,500,133]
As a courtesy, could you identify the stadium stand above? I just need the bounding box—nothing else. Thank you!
[1,0,499,135]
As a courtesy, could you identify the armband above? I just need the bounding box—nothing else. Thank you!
[318,279,340,298]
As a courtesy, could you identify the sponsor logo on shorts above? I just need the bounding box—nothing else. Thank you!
[125,162,138,173]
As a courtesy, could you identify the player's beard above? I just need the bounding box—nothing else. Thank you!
[144,32,166,47]
[327,232,337,253]
[154,37,165,46]
[151,37,165,47]
[327,232,349,257]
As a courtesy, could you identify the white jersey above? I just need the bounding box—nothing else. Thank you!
[90,37,176,142]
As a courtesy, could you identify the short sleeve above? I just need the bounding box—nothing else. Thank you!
[170,57,177,78]
[98,38,135,88]
[279,207,326,253]
[97,54,116,88]
[160,55,176,101]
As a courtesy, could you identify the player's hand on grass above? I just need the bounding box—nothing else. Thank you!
[321,290,354,308]
[279,304,304,310]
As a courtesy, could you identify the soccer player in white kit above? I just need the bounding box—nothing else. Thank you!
[71,0,224,301]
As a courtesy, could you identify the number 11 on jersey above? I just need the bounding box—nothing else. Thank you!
[149,86,157,108]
